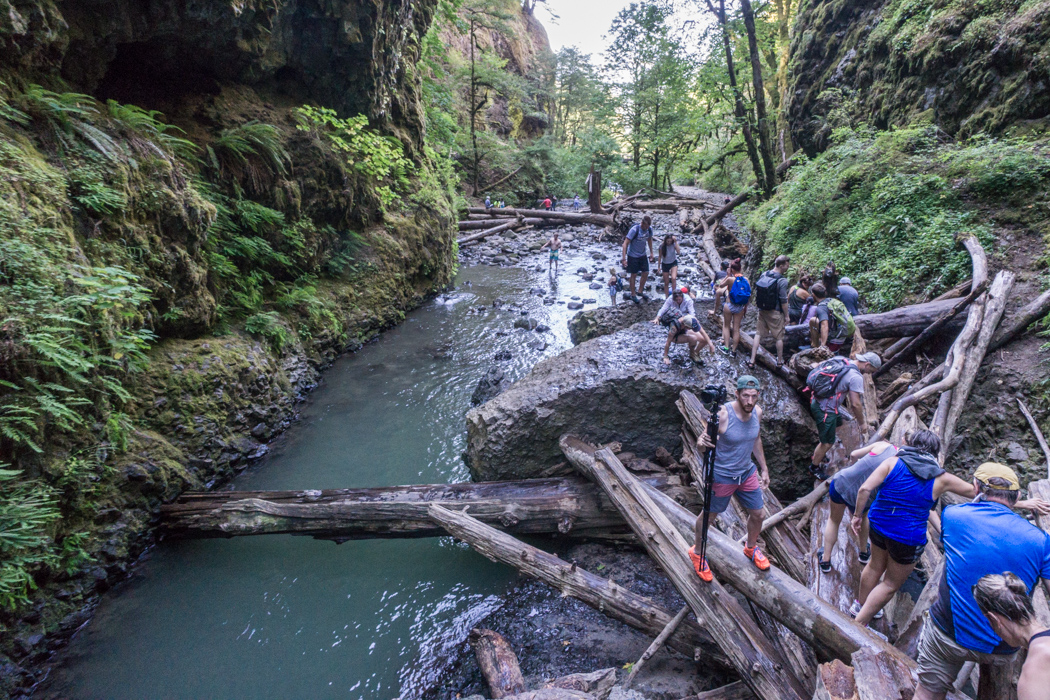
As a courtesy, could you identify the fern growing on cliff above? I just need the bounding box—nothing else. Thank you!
[208,121,289,191]
[0,467,60,609]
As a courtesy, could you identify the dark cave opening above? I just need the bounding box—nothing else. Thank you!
[95,41,222,112]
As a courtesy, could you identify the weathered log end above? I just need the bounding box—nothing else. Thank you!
[469,628,526,699]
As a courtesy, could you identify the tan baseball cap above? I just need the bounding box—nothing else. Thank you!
[974,462,1020,491]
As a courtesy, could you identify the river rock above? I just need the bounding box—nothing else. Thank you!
[588,282,602,290]
[514,317,539,330]
[566,302,584,310]
[465,322,816,498]
[568,299,663,345]
[471,367,508,406]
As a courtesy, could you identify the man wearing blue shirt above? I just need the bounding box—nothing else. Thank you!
[621,215,655,303]
[915,463,1050,700]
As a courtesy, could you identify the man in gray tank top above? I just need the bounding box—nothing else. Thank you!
[818,441,899,574]
[689,375,773,581]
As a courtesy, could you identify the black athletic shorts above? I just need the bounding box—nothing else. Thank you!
[869,527,925,566]
[661,261,677,273]
[626,255,649,274]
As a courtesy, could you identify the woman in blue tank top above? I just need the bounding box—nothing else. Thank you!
[849,430,975,626]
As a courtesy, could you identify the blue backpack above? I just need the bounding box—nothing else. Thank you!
[729,275,752,305]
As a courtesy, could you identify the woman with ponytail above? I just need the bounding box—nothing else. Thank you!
[715,258,748,355]
[973,572,1050,700]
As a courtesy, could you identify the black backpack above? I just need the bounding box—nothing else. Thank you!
[805,357,857,407]
[755,271,781,311]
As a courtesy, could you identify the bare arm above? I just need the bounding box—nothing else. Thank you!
[852,457,895,534]
[751,407,770,487]
[850,441,891,461]
[820,320,829,346]
[621,236,630,261]
[697,406,730,449]
[1015,498,1050,515]
[933,472,977,500]
[848,389,867,430]
[647,236,655,260]
[1018,641,1050,700]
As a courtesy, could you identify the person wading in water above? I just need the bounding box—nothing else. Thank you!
[688,375,772,582]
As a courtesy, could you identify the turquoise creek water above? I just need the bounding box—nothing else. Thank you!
[42,243,693,699]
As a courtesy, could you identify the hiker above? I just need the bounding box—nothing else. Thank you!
[750,255,791,368]
[808,283,854,353]
[539,231,562,273]
[715,259,749,355]
[573,194,581,212]
[709,260,730,317]
[652,288,715,365]
[837,277,861,317]
[484,195,492,209]
[621,215,655,303]
[914,463,1050,700]
[499,200,505,208]
[805,352,881,480]
[543,196,552,211]
[688,375,773,581]
[822,262,840,299]
[816,440,900,574]
[849,430,976,626]
[658,234,681,297]
[788,273,814,324]
[607,267,622,305]
[973,573,1050,700]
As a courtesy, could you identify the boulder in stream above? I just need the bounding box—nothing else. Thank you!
[471,367,509,407]
[465,322,817,498]
[568,299,663,345]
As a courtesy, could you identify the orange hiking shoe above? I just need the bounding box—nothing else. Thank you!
[743,545,770,571]
[688,546,713,582]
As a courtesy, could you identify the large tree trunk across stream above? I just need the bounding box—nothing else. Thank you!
[159,476,699,541]
[784,297,966,347]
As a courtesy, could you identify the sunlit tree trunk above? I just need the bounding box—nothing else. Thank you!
[739,0,777,194]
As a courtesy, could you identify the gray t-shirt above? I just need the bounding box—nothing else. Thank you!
[831,444,899,508]
[814,300,848,343]
[657,295,694,318]
[817,363,865,413]
[626,224,653,258]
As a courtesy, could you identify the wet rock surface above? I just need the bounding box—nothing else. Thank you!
[568,299,664,345]
[466,320,817,499]
[427,543,732,700]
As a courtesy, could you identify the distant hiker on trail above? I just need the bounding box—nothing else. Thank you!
[689,375,772,582]
[817,439,900,575]
[750,255,791,369]
[849,430,976,627]
[709,259,730,318]
[658,234,681,297]
[652,288,715,365]
[973,573,1050,700]
[607,267,622,305]
[621,215,655,304]
[837,277,861,317]
[484,196,492,209]
[539,231,562,273]
[715,258,749,355]
[808,283,855,353]
[788,273,814,324]
[543,196,552,211]
[573,194,581,212]
[804,352,881,480]
[822,262,840,299]
[499,200,505,208]
[913,462,1050,700]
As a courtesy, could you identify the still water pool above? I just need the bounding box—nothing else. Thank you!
[43,249,659,699]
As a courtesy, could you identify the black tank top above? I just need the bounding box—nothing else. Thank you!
[1031,629,1050,644]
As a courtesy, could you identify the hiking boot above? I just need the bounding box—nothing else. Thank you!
[743,545,770,571]
[632,295,641,304]
[808,463,830,481]
[858,546,871,564]
[817,547,832,574]
[718,344,732,357]
[688,546,713,582]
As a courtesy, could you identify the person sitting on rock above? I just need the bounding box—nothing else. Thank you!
[972,572,1050,700]
[688,375,773,581]
[849,430,975,626]
[914,463,1050,700]
[652,289,714,365]
[539,231,562,273]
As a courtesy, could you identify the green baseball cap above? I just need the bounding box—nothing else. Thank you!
[737,375,761,390]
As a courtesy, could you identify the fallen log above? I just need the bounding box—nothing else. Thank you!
[493,691,593,700]
[542,669,616,694]
[989,287,1050,351]
[561,438,810,700]
[684,681,755,700]
[784,297,967,348]
[459,219,525,246]
[458,217,549,231]
[873,279,988,378]
[426,504,732,669]
[759,483,828,534]
[470,628,526,698]
[1018,399,1050,476]
[689,190,751,236]
[938,271,1015,462]
[877,373,913,410]
[734,329,803,390]
[894,557,945,657]
[1027,480,1050,601]
[813,660,855,700]
[159,476,699,541]
[636,476,908,664]
[850,647,914,700]
[478,166,524,194]
[467,207,616,227]
[623,604,690,689]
